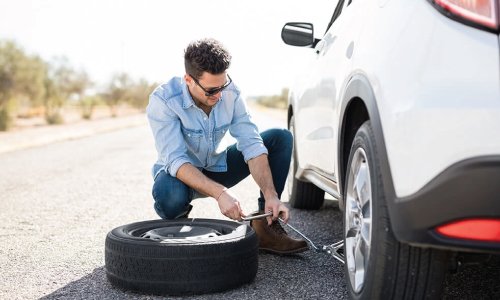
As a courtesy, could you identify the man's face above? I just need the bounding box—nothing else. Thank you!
[185,72,230,108]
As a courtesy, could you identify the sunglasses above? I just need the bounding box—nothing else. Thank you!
[189,74,232,96]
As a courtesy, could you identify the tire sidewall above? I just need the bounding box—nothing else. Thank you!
[105,219,259,295]
[344,121,394,300]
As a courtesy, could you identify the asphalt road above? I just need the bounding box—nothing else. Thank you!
[1,108,498,299]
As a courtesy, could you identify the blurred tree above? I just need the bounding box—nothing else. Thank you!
[70,69,92,101]
[69,69,95,119]
[103,72,133,117]
[1,40,154,130]
[42,73,64,124]
[255,87,289,109]
[80,95,102,120]
[127,78,155,111]
[0,40,46,130]
[43,57,92,124]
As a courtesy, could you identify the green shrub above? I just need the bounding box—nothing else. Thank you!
[80,96,101,120]
[255,88,289,109]
[0,105,12,131]
[45,112,64,125]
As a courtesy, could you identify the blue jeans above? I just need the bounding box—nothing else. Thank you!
[152,128,293,219]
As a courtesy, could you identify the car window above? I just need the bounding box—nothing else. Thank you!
[325,0,346,33]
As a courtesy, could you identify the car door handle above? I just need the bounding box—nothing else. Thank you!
[316,34,336,55]
[315,40,325,54]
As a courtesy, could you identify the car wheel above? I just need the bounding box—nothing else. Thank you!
[105,219,258,296]
[287,115,325,209]
[344,121,449,300]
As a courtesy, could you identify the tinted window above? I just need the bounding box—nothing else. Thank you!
[325,0,345,33]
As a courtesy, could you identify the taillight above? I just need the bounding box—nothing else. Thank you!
[432,0,500,32]
[436,218,500,242]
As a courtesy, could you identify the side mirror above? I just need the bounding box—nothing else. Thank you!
[281,22,315,47]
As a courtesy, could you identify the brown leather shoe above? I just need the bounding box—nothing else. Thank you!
[250,213,309,255]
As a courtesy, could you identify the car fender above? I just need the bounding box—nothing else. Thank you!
[337,73,397,221]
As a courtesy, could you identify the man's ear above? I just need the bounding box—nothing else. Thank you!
[184,74,191,84]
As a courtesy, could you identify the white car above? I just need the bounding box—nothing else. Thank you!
[282,0,500,298]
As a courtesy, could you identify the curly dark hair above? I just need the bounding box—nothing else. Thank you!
[184,38,232,79]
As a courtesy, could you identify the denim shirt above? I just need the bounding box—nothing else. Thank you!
[147,77,268,179]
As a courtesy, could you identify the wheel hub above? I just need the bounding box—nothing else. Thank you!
[141,225,222,242]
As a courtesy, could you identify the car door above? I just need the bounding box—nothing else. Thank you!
[294,0,367,181]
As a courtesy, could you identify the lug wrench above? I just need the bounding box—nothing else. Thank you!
[241,212,345,264]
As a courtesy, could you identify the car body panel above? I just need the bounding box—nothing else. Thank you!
[356,0,500,198]
[294,0,369,179]
[286,0,500,251]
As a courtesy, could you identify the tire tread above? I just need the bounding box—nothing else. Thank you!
[288,116,325,210]
[104,220,258,295]
[345,121,449,300]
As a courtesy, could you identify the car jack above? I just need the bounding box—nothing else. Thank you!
[278,218,345,264]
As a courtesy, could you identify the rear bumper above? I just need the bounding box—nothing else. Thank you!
[389,156,500,253]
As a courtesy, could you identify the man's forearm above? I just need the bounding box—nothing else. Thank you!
[247,154,278,199]
[176,163,226,199]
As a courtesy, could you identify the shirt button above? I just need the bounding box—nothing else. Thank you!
[204,117,207,121]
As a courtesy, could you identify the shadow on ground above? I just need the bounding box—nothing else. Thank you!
[38,199,499,300]
[443,254,500,299]
[40,201,348,300]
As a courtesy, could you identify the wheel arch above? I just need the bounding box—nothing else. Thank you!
[338,74,396,214]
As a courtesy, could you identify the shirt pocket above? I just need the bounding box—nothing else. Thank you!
[181,127,204,153]
[214,124,230,146]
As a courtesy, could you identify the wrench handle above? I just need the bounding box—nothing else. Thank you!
[241,211,273,221]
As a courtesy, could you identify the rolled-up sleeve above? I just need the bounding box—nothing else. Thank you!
[146,93,192,177]
[229,95,268,162]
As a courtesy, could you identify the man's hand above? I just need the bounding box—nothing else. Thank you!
[246,154,291,225]
[265,195,289,225]
[217,189,246,221]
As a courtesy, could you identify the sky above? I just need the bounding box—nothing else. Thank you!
[0,0,335,96]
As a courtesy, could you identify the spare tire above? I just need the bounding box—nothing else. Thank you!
[105,219,258,296]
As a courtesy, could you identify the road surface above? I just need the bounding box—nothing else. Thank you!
[0,106,498,299]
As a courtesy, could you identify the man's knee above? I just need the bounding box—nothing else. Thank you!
[154,198,189,219]
[152,172,190,219]
[262,128,293,152]
[153,189,190,219]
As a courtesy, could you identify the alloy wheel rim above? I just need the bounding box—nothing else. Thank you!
[345,147,372,293]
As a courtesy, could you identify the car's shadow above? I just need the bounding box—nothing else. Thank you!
[443,254,500,299]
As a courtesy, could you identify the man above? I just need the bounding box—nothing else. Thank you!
[146,38,308,254]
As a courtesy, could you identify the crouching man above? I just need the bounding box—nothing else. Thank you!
[146,38,308,254]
